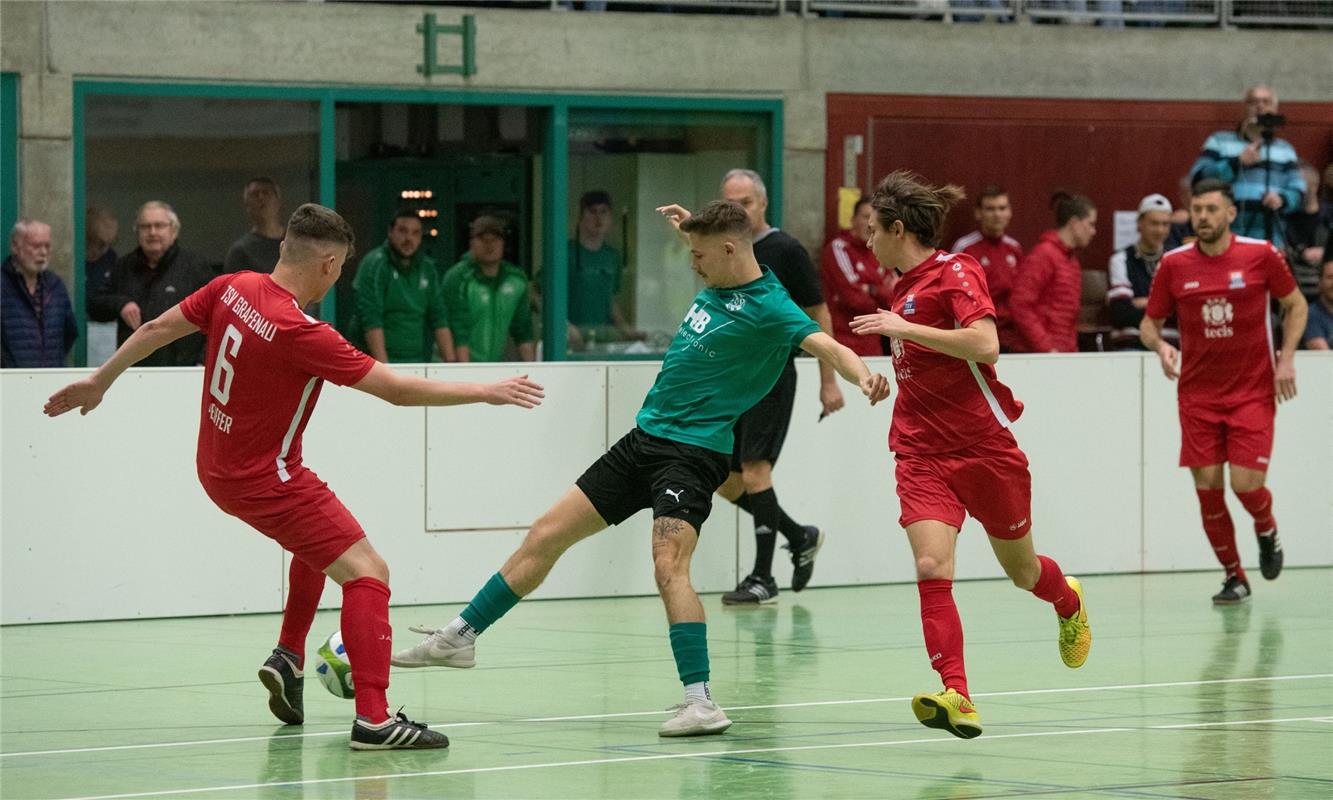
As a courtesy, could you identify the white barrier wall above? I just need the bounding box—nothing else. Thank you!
[2,353,1330,624]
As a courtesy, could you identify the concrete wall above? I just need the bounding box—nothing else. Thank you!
[4,1,1332,289]
[3,354,1330,625]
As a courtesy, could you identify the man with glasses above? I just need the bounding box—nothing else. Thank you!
[89,201,212,366]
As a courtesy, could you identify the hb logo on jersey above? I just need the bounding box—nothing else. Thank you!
[1202,297,1234,339]
[685,304,712,333]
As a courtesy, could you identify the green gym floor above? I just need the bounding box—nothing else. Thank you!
[3,570,1331,800]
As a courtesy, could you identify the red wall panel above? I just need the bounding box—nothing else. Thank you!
[827,95,1333,272]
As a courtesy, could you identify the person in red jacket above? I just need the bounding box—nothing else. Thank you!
[950,185,1024,352]
[822,195,896,356]
[1010,192,1098,352]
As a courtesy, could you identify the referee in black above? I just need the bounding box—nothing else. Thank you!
[717,168,845,605]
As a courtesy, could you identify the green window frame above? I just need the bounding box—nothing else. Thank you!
[73,80,781,364]
[1,73,18,247]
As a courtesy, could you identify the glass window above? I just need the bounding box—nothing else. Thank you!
[563,115,764,359]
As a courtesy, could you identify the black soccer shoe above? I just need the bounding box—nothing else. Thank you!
[722,574,778,605]
[785,526,826,592]
[1257,531,1284,580]
[258,649,304,725]
[1211,574,1252,606]
[350,711,450,751]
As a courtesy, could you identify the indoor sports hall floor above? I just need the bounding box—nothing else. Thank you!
[3,569,1331,800]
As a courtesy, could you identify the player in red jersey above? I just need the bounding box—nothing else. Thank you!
[850,171,1090,740]
[44,204,543,750]
[1140,179,1307,605]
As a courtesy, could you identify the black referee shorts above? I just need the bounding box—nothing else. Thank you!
[576,428,730,533]
[729,359,797,472]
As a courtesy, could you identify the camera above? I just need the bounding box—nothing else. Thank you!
[1255,112,1286,143]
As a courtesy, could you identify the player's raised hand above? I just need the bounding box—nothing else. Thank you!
[485,375,545,409]
[1155,342,1181,381]
[44,377,106,417]
[850,309,911,339]
[656,204,692,233]
[860,372,891,405]
[1274,355,1297,403]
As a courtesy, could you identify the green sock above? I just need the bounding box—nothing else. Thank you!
[668,622,710,685]
[459,572,522,634]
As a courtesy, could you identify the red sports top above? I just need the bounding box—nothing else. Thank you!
[951,230,1024,352]
[821,230,896,356]
[1010,230,1081,353]
[887,251,1024,455]
[1145,234,1296,407]
[178,272,376,493]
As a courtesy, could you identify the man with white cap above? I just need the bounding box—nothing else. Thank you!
[1107,193,1176,350]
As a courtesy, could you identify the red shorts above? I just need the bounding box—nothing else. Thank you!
[1178,397,1275,472]
[894,428,1033,540]
[205,469,366,571]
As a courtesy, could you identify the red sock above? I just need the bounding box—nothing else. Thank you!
[1030,555,1080,618]
[1197,488,1245,580]
[276,558,326,668]
[1234,487,1277,535]
[918,579,968,700]
[341,576,392,724]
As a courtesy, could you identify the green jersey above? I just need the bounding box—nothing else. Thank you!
[567,240,621,326]
[636,268,821,453]
[441,255,534,362]
[351,242,445,363]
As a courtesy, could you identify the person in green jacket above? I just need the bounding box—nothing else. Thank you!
[352,209,454,363]
[442,215,536,362]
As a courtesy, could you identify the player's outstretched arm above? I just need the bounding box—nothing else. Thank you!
[1273,289,1307,403]
[44,305,199,417]
[1139,315,1180,381]
[351,361,544,409]
[799,331,890,405]
[851,310,1000,365]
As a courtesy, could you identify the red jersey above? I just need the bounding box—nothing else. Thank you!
[821,230,896,356]
[1145,234,1296,407]
[178,272,375,493]
[951,230,1023,351]
[1010,230,1082,353]
[887,251,1024,454]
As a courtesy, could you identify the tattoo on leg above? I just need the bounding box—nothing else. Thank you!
[653,516,695,542]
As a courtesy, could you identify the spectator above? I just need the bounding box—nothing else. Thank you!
[442,215,535,362]
[1010,191,1097,353]
[821,194,894,356]
[2,218,77,367]
[1166,175,1196,250]
[1189,84,1305,246]
[85,205,119,305]
[351,208,452,364]
[1107,194,1176,350]
[950,185,1024,351]
[1303,261,1333,350]
[224,178,285,274]
[88,201,211,367]
[1284,161,1329,302]
[564,190,641,346]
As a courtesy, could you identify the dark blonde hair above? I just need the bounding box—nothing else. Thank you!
[679,200,752,240]
[870,170,965,249]
[286,204,356,260]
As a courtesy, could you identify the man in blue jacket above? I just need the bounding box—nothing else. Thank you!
[1,218,77,368]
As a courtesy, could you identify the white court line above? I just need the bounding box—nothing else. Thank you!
[5,672,1329,759]
[55,716,1331,800]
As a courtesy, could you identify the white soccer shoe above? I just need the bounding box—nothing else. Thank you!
[658,700,733,737]
[389,626,476,669]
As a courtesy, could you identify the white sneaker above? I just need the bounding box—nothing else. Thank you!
[390,625,476,668]
[658,700,732,737]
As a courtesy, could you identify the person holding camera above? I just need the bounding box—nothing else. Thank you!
[1189,84,1306,247]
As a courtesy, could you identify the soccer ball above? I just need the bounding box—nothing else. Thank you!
[315,629,355,699]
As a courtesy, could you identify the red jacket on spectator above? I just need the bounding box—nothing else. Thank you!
[821,229,895,356]
[1010,230,1082,353]
[951,230,1024,352]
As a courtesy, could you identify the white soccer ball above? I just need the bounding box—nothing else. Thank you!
[315,629,355,699]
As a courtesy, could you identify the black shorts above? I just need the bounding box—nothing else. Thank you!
[576,428,730,533]
[730,359,797,471]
